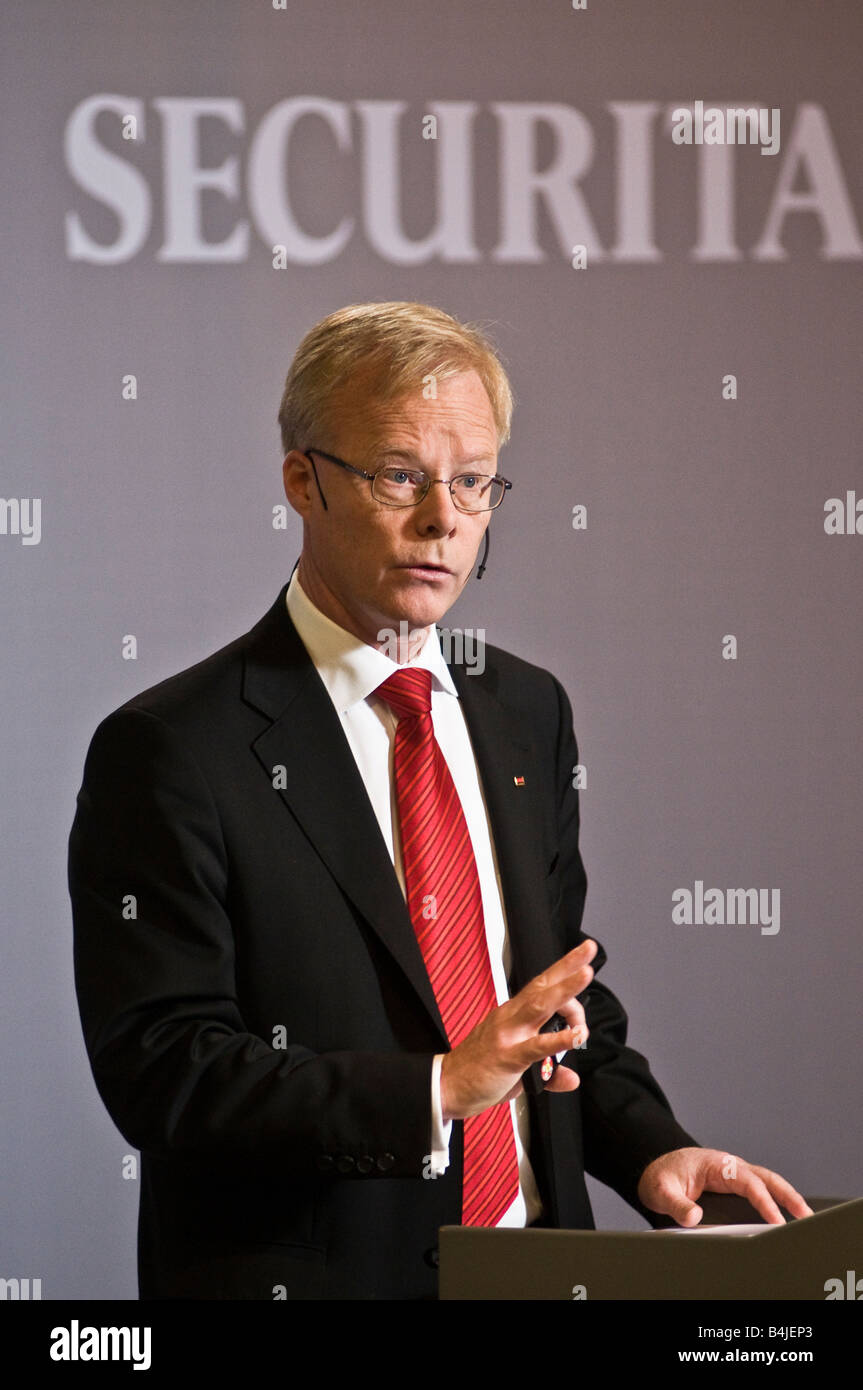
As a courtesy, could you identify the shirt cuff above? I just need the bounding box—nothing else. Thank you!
[429,1054,453,1175]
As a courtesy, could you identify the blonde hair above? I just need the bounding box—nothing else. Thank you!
[278,301,514,455]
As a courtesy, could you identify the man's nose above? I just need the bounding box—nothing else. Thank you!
[414,479,459,531]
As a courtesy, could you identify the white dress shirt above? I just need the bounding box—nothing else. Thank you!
[285,570,542,1226]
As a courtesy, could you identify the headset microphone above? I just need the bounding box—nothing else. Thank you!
[476,528,490,580]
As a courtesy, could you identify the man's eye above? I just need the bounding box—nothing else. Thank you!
[456,475,480,489]
[384,468,422,485]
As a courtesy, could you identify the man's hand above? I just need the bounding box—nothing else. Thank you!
[439,939,597,1122]
[636,1147,815,1226]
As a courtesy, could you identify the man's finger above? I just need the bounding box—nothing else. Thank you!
[525,969,593,1027]
[674,1201,704,1227]
[721,1166,785,1224]
[543,1064,581,1093]
[527,940,597,993]
[555,997,587,1031]
[750,1166,814,1220]
[554,938,598,973]
[512,1026,585,1071]
[509,958,595,1028]
[649,1173,705,1227]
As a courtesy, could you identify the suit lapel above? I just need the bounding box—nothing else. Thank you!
[242,586,446,1039]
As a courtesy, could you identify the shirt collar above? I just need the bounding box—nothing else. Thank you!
[286,566,458,715]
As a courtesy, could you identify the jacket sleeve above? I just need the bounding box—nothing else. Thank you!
[68,704,434,1181]
[549,676,701,1218]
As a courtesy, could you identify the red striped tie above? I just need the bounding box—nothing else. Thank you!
[376,667,519,1226]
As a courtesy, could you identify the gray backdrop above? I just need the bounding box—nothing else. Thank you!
[2,0,861,1299]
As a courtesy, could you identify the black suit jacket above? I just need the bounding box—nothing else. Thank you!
[68,583,698,1300]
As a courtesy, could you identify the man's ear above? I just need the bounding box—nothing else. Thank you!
[282,451,318,517]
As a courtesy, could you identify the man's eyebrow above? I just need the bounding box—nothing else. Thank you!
[368,443,497,468]
[368,444,420,461]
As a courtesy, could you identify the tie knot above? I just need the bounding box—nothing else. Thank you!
[375,667,432,720]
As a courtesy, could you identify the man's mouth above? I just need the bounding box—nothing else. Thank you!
[395,562,453,576]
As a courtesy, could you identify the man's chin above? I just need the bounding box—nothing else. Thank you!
[379,606,448,637]
[382,575,462,630]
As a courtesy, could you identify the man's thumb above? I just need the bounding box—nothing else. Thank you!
[673,1200,703,1228]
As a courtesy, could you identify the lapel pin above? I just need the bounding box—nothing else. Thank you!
[513,775,525,786]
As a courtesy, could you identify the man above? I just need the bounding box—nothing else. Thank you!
[69,301,811,1300]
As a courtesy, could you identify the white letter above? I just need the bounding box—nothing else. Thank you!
[21,498,41,546]
[357,101,479,264]
[671,108,691,145]
[50,1328,70,1361]
[823,497,844,534]
[492,102,605,263]
[671,888,693,924]
[608,102,662,262]
[154,99,248,262]
[665,102,748,262]
[760,888,780,936]
[754,104,863,261]
[64,96,150,264]
[760,108,781,157]
[132,1327,151,1372]
[249,98,353,264]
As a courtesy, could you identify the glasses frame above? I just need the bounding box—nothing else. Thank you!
[303,447,512,513]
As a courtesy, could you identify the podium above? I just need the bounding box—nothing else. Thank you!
[439,1196,862,1299]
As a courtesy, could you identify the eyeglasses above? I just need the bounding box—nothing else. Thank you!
[304,448,512,513]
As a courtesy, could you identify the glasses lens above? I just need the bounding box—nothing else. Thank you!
[373,466,427,506]
[371,468,506,510]
[452,476,505,512]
